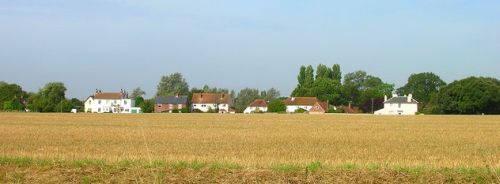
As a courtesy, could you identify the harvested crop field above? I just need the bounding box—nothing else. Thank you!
[0,113,499,183]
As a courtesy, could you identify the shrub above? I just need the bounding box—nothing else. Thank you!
[268,100,286,112]
[295,108,307,113]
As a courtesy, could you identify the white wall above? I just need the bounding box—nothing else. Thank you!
[243,107,268,114]
[286,105,312,113]
[84,98,135,113]
[375,103,418,115]
[192,103,230,112]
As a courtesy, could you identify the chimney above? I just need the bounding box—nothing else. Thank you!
[95,89,98,94]
[384,95,388,102]
[408,94,412,103]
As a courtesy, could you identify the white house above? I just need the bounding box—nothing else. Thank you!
[283,97,328,114]
[244,99,268,114]
[375,94,418,115]
[84,89,141,113]
[191,93,232,113]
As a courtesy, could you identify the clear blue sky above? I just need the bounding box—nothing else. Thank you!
[1,0,499,99]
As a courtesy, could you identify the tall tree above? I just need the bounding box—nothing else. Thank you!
[0,82,25,111]
[430,77,500,114]
[234,88,260,112]
[343,71,394,111]
[28,82,67,112]
[130,87,146,99]
[316,64,331,79]
[331,64,342,83]
[156,73,189,96]
[308,78,344,105]
[262,88,280,101]
[304,65,315,88]
[298,66,306,86]
[397,72,446,111]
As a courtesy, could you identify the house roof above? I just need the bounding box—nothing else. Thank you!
[309,102,329,113]
[283,97,322,106]
[248,99,267,107]
[385,96,418,104]
[155,96,188,104]
[191,93,231,104]
[94,92,126,100]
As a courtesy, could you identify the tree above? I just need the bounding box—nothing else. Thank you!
[28,82,67,112]
[262,88,280,101]
[140,99,155,113]
[397,72,446,111]
[234,88,260,112]
[130,87,146,99]
[430,77,500,114]
[316,64,331,79]
[308,77,345,105]
[343,71,394,111]
[156,73,189,96]
[54,98,83,112]
[331,64,342,83]
[267,99,286,112]
[3,98,23,111]
[304,65,315,88]
[0,82,25,111]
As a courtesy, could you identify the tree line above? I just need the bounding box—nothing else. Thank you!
[1,65,499,114]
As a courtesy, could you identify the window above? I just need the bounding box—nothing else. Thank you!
[398,103,401,108]
[98,108,101,112]
[124,100,128,105]
[158,104,162,107]
[114,100,117,104]
[98,100,101,104]
[125,109,129,112]
[202,105,206,107]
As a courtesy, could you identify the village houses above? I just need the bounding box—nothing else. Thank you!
[244,99,268,113]
[154,94,189,113]
[283,97,329,114]
[375,94,418,115]
[84,89,141,113]
[191,93,233,113]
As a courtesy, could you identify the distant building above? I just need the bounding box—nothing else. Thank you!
[283,97,328,114]
[84,89,141,113]
[191,93,232,113]
[244,99,268,114]
[154,94,188,113]
[375,94,418,115]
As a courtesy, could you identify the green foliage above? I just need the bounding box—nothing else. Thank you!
[316,64,331,79]
[180,108,189,113]
[54,98,83,112]
[331,64,342,83]
[430,77,500,114]
[207,107,217,113]
[140,99,154,113]
[156,73,189,96]
[344,71,394,109]
[135,96,144,107]
[0,82,26,111]
[267,100,286,112]
[308,77,345,105]
[191,109,203,113]
[171,109,179,113]
[27,82,67,112]
[398,72,446,111]
[3,98,23,111]
[234,88,260,112]
[292,64,345,105]
[261,88,280,101]
[130,87,146,99]
[294,108,307,113]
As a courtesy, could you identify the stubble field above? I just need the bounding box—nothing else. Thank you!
[0,113,499,183]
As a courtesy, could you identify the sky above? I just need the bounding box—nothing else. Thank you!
[1,0,499,99]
